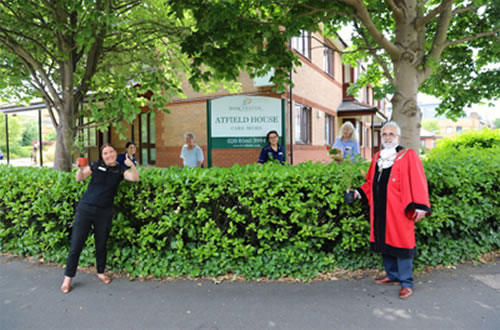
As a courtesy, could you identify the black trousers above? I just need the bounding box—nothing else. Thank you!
[64,202,113,277]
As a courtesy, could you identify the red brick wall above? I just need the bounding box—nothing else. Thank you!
[156,145,208,168]
[156,146,263,168]
[291,144,331,165]
[157,145,337,167]
[212,148,261,167]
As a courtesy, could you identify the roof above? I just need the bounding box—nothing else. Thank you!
[0,101,46,114]
[420,128,441,138]
[337,100,387,120]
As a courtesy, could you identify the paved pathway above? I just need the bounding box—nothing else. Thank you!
[1,255,499,330]
[0,157,54,167]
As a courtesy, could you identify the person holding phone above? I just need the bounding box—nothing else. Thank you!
[60,143,139,293]
[333,122,360,161]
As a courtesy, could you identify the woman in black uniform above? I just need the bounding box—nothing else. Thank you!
[61,143,139,293]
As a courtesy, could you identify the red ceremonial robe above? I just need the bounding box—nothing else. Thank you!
[357,146,431,258]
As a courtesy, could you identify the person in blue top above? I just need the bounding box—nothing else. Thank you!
[116,141,138,169]
[258,130,285,164]
[333,122,360,161]
[180,132,205,168]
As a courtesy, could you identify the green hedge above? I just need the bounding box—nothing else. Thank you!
[1,130,499,280]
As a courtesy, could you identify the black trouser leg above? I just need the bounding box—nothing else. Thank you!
[64,204,92,277]
[94,208,113,274]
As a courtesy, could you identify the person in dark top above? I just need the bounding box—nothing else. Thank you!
[116,141,138,169]
[258,130,285,164]
[61,143,139,293]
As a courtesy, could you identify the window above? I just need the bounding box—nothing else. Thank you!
[354,65,361,82]
[456,126,463,132]
[295,104,311,144]
[139,111,156,165]
[325,114,335,145]
[373,131,379,147]
[293,30,311,59]
[81,117,97,147]
[446,126,453,134]
[343,64,351,83]
[357,121,363,146]
[324,47,334,77]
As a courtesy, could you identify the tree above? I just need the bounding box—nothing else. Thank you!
[21,119,38,146]
[0,1,191,171]
[421,119,440,134]
[169,0,499,151]
[494,118,500,129]
[0,114,23,149]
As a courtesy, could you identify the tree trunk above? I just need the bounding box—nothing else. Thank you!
[391,61,422,152]
[390,2,422,152]
[53,99,77,171]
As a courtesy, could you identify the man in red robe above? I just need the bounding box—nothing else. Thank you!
[355,121,431,299]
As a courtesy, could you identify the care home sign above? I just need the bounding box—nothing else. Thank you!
[207,95,285,166]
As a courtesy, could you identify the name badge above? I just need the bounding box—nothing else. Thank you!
[98,166,107,172]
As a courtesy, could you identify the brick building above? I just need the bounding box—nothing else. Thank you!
[109,30,388,168]
[1,30,389,168]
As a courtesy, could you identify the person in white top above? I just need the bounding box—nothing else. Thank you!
[180,132,204,168]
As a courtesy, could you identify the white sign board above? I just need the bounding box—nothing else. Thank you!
[211,95,282,138]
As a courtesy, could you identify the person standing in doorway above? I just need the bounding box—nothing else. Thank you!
[180,132,204,168]
[353,121,431,299]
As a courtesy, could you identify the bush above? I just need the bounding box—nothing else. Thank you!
[0,138,499,280]
[419,128,500,265]
[0,145,33,159]
[433,127,500,150]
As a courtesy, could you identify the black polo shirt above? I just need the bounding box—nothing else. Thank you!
[80,160,126,208]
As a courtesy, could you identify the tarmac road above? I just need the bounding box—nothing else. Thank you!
[0,255,499,330]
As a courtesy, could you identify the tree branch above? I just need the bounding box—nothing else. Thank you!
[420,2,453,83]
[0,27,56,60]
[17,56,60,128]
[446,28,500,47]
[341,0,400,60]
[417,0,432,7]
[385,0,404,21]
[112,0,142,14]
[77,117,122,130]
[415,0,454,29]
[289,0,357,18]
[0,0,51,29]
[354,23,395,85]
[0,33,63,109]
[453,3,477,16]
[74,1,110,106]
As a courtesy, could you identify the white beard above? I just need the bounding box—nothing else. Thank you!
[382,139,399,149]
